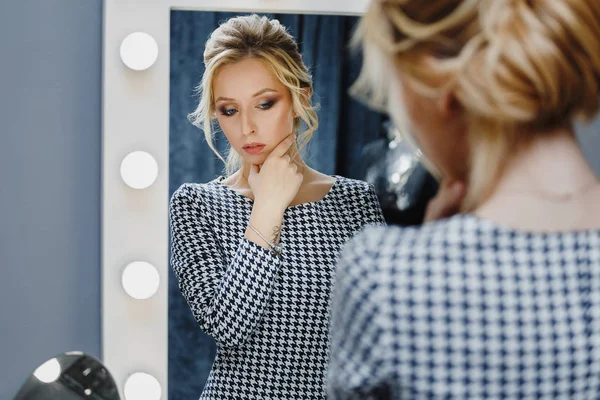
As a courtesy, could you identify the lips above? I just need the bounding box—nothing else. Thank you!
[243,142,266,155]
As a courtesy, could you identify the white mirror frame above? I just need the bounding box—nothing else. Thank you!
[103,1,369,398]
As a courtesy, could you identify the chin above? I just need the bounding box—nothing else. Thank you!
[241,153,268,165]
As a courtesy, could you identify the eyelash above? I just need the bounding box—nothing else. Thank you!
[258,100,275,110]
[220,108,237,116]
[219,100,276,117]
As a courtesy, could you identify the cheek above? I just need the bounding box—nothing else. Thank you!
[389,79,450,177]
[259,107,294,137]
[215,117,237,143]
[388,74,425,136]
[388,79,425,152]
[388,91,411,138]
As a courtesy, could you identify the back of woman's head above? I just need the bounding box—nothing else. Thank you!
[189,14,318,175]
[354,0,600,209]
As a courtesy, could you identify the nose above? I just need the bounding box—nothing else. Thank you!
[241,111,257,136]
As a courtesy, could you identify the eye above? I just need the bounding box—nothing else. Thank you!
[258,100,275,110]
[219,107,237,116]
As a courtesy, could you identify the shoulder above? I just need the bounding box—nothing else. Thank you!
[170,182,203,206]
[354,214,481,252]
[339,215,481,282]
[169,179,222,210]
[333,175,376,198]
[334,175,373,191]
[338,224,407,278]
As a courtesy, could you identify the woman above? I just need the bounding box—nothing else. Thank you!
[169,14,385,399]
[328,0,600,398]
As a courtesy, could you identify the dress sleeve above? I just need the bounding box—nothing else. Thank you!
[362,183,386,227]
[327,226,393,399]
[169,183,283,348]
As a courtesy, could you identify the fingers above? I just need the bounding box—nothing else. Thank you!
[269,134,296,159]
[424,180,466,223]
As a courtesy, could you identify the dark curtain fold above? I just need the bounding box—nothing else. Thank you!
[169,11,385,399]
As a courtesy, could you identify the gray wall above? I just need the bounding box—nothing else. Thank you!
[0,1,102,398]
[578,123,600,176]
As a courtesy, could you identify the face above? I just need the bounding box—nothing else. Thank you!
[212,57,296,165]
[386,58,469,182]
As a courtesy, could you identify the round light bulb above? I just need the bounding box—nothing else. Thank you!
[33,358,61,384]
[120,151,158,189]
[124,372,162,400]
[120,32,159,71]
[122,261,160,300]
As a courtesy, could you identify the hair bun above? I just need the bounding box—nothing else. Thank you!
[456,0,600,128]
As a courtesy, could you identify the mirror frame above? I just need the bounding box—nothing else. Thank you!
[102,0,368,398]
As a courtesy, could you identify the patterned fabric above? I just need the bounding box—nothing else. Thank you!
[169,175,385,399]
[328,213,600,399]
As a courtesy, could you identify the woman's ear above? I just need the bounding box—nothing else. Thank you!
[437,90,462,117]
[302,86,312,98]
[300,86,312,106]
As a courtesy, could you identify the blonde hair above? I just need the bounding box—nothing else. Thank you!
[188,14,319,176]
[353,0,600,210]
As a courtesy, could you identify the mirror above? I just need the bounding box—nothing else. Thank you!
[14,352,119,400]
[168,10,385,397]
[168,9,437,398]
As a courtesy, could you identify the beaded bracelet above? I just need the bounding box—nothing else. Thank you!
[248,223,283,256]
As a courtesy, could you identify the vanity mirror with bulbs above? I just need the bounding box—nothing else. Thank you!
[102,0,443,399]
[103,0,600,399]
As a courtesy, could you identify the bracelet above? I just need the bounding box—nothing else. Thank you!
[248,223,283,256]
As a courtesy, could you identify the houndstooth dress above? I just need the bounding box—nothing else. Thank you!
[328,214,600,399]
[169,175,385,399]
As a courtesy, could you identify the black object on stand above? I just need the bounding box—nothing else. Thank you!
[362,121,439,226]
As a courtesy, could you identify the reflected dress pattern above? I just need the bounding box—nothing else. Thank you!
[170,175,385,399]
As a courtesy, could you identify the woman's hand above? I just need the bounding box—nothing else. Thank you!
[247,134,303,214]
[424,180,466,222]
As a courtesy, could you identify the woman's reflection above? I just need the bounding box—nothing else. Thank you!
[169,14,385,399]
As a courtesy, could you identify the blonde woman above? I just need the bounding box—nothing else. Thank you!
[328,0,600,398]
[169,14,385,399]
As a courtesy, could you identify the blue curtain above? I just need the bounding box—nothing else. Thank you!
[169,11,385,399]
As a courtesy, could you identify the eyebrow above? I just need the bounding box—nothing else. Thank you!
[215,88,278,103]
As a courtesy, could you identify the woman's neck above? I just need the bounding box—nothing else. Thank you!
[475,128,600,232]
[499,130,596,192]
